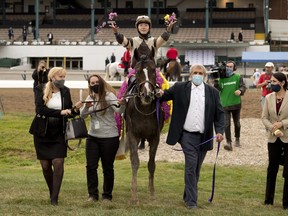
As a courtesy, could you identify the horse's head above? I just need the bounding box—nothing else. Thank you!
[133,48,157,105]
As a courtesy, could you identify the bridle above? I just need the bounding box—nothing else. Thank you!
[125,68,160,116]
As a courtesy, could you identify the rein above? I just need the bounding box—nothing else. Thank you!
[132,94,157,116]
[125,80,159,116]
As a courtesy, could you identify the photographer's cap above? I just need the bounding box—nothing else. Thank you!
[265,62,274,68]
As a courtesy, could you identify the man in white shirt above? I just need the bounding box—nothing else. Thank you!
[160,64,225,209]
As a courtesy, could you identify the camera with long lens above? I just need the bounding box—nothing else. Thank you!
[210,62,227,79]
[266,80,272,91]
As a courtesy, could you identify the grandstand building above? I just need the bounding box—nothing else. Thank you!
[0,0,287,71]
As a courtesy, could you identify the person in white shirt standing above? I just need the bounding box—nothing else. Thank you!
[253,68,261,87]
[159,64,225,209]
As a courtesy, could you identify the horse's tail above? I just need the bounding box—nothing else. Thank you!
[104,63,110,80]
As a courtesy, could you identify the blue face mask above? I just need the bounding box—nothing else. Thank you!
[271,84,281,92]
[192,74,203,86]
[226,68,234,77]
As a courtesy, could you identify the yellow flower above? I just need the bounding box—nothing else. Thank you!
[164,14,170,21]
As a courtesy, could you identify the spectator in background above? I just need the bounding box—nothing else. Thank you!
[278,66,287,73]
[267,31,272,45]
[253,68,261,87]
[110,52,116,63]
[8,27,14,40]
[28,21,33,34]
[22,25,27,42]
[182,58,190,81]
[215,61,246,151]
[238,31,243,42]
[47,32,54,44]
[32,60,49,91]
[164,44,178,73]
[230,32,235,41]
[105,57,110,66]
[257,62,274,109]
[33,28,37,40]
[22,25,28,41]
[121,47,131,76]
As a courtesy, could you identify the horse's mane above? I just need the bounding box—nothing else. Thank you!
[132,41,155,68]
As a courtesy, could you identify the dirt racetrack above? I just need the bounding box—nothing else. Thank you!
[0,87,268,166]
[0,88,262,118]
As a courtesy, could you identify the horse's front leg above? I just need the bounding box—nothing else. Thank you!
[127,131,140,205]
[147,137,160,200]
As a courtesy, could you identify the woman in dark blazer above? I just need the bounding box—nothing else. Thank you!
[32,67,82,205]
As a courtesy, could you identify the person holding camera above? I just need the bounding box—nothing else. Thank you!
[32,60,49,92]
[216,61,246,151]
[256,62,274,109]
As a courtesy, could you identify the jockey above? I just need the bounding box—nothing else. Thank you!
[110,15,176,69]
[164,44,178,73]
[111,16,175,150]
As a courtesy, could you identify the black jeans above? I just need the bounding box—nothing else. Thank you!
[265,138,288,207]
[85,135,119,200]
[224,109,241,143]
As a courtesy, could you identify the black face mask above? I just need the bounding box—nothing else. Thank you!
[90,85,99,94]
[53,80,65,89]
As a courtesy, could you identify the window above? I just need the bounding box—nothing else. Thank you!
[126,1,133,9]
[153,1,163,8]
[226,2,234,9]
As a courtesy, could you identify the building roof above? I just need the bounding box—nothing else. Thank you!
[242,52,288,62]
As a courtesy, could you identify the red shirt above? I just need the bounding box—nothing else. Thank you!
[122,50,131,63]
[257,73,272,97]
[166,47,178,60]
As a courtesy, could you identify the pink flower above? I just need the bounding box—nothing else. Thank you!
[109,12,118,21]
[163,12,177,26]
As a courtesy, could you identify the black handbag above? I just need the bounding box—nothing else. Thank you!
[65,117,88,150]
[29,114,48,137]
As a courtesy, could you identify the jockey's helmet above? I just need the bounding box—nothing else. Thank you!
[135,15,152,29]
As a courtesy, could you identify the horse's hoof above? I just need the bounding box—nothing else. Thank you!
[130,199,139,205]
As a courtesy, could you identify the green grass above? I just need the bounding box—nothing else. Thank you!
[0,113,287,215]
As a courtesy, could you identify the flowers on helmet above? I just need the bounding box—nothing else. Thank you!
[109,12,118,21]
[163,12,177,26]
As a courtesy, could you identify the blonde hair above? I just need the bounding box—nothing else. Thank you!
[43,67,66,105]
